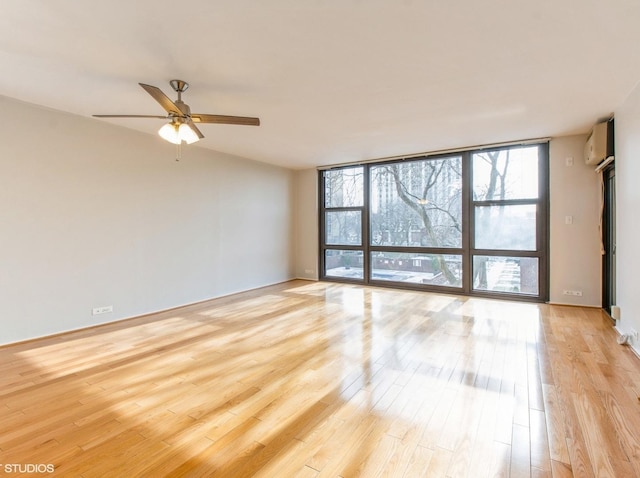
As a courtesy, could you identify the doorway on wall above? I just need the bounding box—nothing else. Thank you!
[602,164,616,316]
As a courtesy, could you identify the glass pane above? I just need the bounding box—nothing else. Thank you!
[473,256,539,295]
[326,211,362,245]
[370,252,462,287]
[370,157,462,247]
[324,167,364,207]
[475,204,536,250]
[473,146,539,201]
[325,250,364,279]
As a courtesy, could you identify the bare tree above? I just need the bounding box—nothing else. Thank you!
[327,153,512,288]
[377,152,509,288]
[472,150,510,288]
[373,158,462,285]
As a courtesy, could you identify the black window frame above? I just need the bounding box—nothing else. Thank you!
[319,142,549,302]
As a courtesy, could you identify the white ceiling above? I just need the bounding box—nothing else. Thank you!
[2,1,639,169]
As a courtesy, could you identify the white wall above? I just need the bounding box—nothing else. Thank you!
[0,96,295,345]
[613,82,640,353]
[294,168,319,280]
[548,135,602,306]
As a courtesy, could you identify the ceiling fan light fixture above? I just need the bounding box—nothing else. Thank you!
[158,121,200,145]
[179,123,200,144]
[158,122,181,144]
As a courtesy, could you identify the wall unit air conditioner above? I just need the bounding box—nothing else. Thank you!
[584,119,614,166]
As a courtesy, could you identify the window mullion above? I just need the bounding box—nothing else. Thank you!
[462,151,472,294]
[363,167,371,283]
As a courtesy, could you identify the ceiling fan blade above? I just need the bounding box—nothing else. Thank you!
[93,114,167,119]
[191,114,260,126]
[186,121,204,139]
[139,83,183,116]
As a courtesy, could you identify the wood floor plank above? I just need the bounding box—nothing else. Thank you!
[487,441,512,478]
[423,446,453,477]
[550,459,574,478]
[510,423,531,478]
[401,444,434,478]
[1,280,639,476]
[541,384,570,466]
[530,408,552,472]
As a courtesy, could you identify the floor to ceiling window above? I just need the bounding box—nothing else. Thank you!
[319,142,549,301]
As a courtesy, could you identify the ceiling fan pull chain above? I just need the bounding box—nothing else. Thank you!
[176,142,181,161]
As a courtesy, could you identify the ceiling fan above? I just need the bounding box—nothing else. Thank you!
[93,80,260,145]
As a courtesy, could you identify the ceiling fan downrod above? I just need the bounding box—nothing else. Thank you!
[169,79,189,102]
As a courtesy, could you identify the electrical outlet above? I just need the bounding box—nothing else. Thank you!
[305,269,314,274]
[562,290,583,297]
[92,305,113,315]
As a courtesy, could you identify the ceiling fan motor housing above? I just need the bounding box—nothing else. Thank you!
[174,100,191,116]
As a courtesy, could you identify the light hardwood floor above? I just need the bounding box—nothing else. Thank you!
[2,280,640,477]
